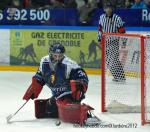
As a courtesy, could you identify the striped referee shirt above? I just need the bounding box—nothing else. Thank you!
[98,13,125,41]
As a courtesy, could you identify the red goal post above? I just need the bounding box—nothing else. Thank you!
[101,32,150,125]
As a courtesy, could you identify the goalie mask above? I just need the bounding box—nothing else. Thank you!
[49,43,65,63]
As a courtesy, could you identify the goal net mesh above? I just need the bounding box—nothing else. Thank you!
[102,34,150,123]
[145,37,150,122]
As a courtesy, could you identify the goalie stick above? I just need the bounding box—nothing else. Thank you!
[6,100,29,124]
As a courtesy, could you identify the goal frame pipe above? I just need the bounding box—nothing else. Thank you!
[141,35,145,125]
[141,36,150,125]
[101,34,106,112]
[101,33,142,38]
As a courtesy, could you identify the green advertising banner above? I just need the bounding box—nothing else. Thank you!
[10,29,101,68]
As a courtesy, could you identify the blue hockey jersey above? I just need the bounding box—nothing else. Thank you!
[34,55,88,99]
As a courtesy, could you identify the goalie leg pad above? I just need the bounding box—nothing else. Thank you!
[56,100,94,125]
[34,99,47,118]
[45,97,58,118]
[34,98,59,118]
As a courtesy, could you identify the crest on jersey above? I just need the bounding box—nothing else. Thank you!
[50,73,56,85]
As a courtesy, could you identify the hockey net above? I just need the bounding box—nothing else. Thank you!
[101,33,150,125]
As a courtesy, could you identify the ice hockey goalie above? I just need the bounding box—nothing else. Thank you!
[23,43,100,125]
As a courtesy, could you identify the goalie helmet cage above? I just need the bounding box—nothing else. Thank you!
[101,33,150,126]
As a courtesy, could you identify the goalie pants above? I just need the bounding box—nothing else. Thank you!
[105,39,125,80]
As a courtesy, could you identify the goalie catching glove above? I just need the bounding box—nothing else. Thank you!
[23,77,43,101]
[70,80,87,102]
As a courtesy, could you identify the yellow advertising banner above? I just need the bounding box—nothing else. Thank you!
[10,29,101,68]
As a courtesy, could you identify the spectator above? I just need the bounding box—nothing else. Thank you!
[131,0,147,9]
[30,0,64,9]
[0,0,11,9]
[6,0,23,20]
[65,0,77,9]
[51,0,65,8]
[10,0,23,8]
[23,0,29,8]
[124,0,133,8]
[96,0,103,8]
[75,0,85,9]
[90,0,99,8]
[30,0,46,8]
[104,0,126,8]
[144,0,150,8]
[78,0,97,26]
[116,0,126,8]
[43,0,53,9]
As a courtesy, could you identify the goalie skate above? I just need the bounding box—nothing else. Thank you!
[85,117,101,125]
[85,111,101,125]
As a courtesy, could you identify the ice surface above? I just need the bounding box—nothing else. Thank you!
[0,71,150,132]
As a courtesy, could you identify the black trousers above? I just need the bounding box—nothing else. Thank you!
[105,39,125,80]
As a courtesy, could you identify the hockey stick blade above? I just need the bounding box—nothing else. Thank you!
[6,100,29,124]
[6,114,12,124]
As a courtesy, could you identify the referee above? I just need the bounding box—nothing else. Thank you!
[98,3,126,82]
